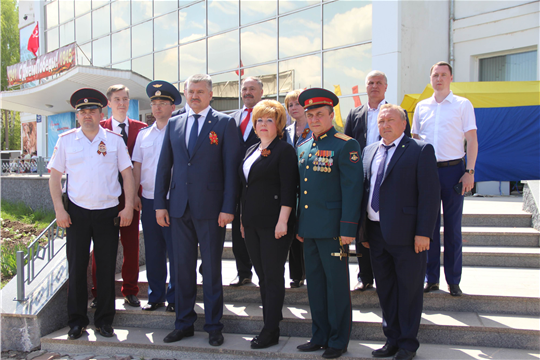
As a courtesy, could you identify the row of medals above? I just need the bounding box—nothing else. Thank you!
[313,151,333,173]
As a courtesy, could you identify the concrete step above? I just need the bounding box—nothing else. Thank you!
[116,260,540,316]
[216,241,540,268]
[445,213,532,227]
[84,299,540,351]
[456,227,540,247]
[41,326,540,360]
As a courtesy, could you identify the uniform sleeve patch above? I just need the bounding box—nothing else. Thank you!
[349,151,359,163]
[334,133,352,141]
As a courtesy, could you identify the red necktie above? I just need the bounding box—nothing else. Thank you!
[240,108,253,136]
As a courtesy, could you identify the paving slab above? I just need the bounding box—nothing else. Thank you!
[41,327,540,359]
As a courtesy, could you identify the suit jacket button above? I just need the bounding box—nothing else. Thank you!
[246,185,248,188]
[188,163,191,166]
[305,205,308,209]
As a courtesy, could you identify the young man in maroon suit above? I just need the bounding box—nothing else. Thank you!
[91,84,147,308]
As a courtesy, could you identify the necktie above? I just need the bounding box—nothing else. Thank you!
[371,144,395,213]
[188,114,201,157]
[239,108,253,136]
[118,123,128,145]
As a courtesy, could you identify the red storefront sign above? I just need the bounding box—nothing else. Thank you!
[7,43,77,87]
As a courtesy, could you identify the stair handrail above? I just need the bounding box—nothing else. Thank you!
[15,218,66,301]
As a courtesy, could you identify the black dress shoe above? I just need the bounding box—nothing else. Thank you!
[251,328,280,349]
[448,284,462,297]
[67,326,86,340]
[166,303,175,312]
[142,302,165,311]
[297,341,326,352]
[163,327,194,343]
[322,347,347,359]
[393,349,416,360]
[209,330,224,346]
[290,279,304,288]
[90,299,97,308]
[372,342,399,357]
[424,282,439,293]
[124,294,140,307]
[95,324,114,337]
[354,280,373,291]
[229,275,252,287]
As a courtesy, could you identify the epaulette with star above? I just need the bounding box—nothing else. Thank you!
[105,129,123,137]
[59,129,77,137]
[334,133,352,141]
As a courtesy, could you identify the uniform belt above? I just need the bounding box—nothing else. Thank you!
[437,158,463,168]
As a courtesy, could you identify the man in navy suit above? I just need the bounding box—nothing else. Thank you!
[154,74,241,346]
[360,104,439,360]
[228,76,264,287]
[344,70,410,292]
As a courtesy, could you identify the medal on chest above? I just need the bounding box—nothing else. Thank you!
[313,150,334,172]
[97,141,107,156]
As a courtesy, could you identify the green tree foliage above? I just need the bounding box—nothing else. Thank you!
[1,0,20,91]
[1,0,21,150]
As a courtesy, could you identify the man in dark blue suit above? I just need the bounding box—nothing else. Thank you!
[360,104,439,360]
[154,74,241,346]
[344,70,411,292]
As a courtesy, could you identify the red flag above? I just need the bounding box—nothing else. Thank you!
[235,60,245,76]
[352,85,362,107]
[27,22,40,57]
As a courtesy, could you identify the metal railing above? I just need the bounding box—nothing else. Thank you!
[15,219,66,301]
[1,157,49,176]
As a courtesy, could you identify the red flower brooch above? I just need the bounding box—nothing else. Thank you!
[209,131,218,145]
[261,148,271,157]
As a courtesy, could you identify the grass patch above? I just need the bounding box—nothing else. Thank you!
[1,201,56,288]
[1,200,55,229]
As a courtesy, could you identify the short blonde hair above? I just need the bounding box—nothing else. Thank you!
[106,84,130,99]
[284,89,303,115]
[252,100,287,139]
[379,104,407,122]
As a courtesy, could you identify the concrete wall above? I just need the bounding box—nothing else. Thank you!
[1,175,58,211]
[400,0,450,97]
[453,1,539,82]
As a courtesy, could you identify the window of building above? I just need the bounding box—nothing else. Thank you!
[323,0,371,49]
[208,30,239,73]
[179,1,206,43]
[111,0,131,32]
[132,20,153,57]
[279,7,320,59]
[155,0,179,17]
[112,28,131,63]
[479,50,538,81]
[92,35,111,66]
[208,0,239,35]
[92,4,110,38]
[75,0,91,17]
[179,39,207,80]
[59,21,75,47]
[241,20,277,67]
[59,0,74,24]
[46,1,59,29]
[155,12,179,51]
[47,27,59,52]
[133,54,154,79]
[76,13,92,44]
[241,0,276,25]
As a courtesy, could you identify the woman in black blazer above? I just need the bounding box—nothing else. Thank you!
[239,99,299,349]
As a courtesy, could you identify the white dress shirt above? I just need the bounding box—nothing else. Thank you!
[367,133,405,222]
[243,148,261,180]
[412,91,476,161]
[48,127,132,210]
[185,106,211,148]
[366,99,386,146]
[241,106,254,142]
[132,123,167,199]
[112,117,129,136]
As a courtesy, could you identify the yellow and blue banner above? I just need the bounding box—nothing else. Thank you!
[401,81,540,182]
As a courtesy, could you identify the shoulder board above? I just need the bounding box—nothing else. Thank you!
[59,129,77,137]
[138,126,151,132]
[105,129,123,137]
[334,133,352,141]
[297,137,312,147]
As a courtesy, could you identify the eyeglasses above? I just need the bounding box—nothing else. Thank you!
[151,102,171,107]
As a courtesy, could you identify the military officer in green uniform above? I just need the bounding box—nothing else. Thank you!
[295,88,363,359]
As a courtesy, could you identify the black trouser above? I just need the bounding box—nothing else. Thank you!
[244,226,292,331]
[66,201,119,329]
[288,238,305,281]
[355,238,373,284]
[232,206,252,279]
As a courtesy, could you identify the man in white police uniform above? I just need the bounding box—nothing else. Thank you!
[48,88,135,340]
[133,80,182,312]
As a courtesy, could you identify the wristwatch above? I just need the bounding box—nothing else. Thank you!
[466,169,475,175]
